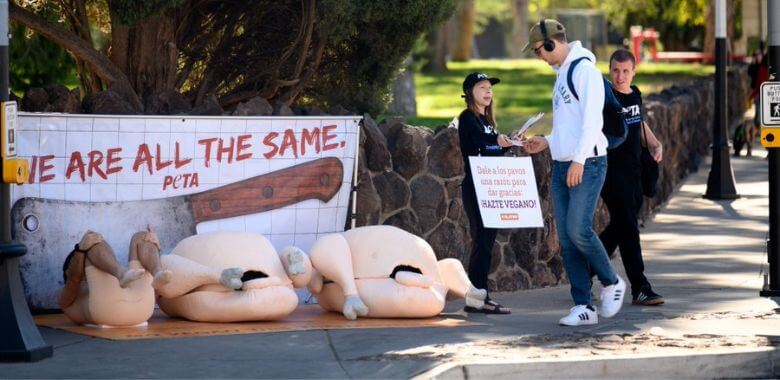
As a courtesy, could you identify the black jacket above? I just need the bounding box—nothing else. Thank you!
[458,109,507,182]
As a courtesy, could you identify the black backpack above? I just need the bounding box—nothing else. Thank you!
[566,57,628,149]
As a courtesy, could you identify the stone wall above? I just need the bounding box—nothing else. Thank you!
[356,66,751,292]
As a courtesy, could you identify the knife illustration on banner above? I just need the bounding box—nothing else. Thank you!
[12,157,344,308]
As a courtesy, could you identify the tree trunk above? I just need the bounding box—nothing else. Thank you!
[507,0,529,58]
[61,0,102,94]
[10,3,142,111]
[108,7,179,100]
[727,0,737,57]
[451,0,474,62]
[386,55,417,116]
[704,0,736,57]
[704,0,714,55]
[422,24,449,73]
[276,0,323,105]
[75,60,101,94]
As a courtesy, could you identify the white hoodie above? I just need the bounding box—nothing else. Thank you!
[545,41,607,164]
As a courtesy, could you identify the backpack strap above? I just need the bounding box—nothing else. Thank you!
[566,56,591,101]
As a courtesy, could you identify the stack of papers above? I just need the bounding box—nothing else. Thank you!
[509,112,544,146]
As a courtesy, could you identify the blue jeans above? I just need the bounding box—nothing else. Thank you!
[551,156,618,306]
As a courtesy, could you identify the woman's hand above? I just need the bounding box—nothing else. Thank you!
[497,134,513,148]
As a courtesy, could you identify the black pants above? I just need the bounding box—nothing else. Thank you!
[599,170,651,296]
[461,180,497,294]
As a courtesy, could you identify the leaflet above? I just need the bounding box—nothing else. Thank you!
[509,112,544,146]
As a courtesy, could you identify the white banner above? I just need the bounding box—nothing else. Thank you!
[468,156,543,228]
[11,113,360,309]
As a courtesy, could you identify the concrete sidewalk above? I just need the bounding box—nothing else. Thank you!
[1,148,778,379]
[418,148,779,379]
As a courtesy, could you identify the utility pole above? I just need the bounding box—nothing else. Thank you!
[0,0,52,361]
[704,0,740,200]
[760,0,780,298]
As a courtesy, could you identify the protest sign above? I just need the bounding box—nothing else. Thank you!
[468,156,543,228]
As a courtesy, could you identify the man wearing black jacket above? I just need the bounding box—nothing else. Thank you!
[600,49,664,306]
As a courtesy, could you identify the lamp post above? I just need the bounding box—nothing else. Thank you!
[704,0,739,200]
[760,0,780,298]
[0,0,53,361]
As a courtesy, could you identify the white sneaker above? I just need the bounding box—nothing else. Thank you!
[599,276,626,318]
[559,305,598,326]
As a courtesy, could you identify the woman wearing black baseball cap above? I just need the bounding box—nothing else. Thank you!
[458,72,513,314]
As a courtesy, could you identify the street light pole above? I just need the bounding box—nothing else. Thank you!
[0,0,52,361]
[0,0,8,242]
[704,0,740,200]
[761,0,780,298]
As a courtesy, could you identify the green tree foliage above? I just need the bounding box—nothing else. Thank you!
[309,0,456,114]
[597,0,707,33]
[528,0,709,51]
[106,0,185,24]
[10,8,77,90]
[11,24,77,89]
[475,0,511,33]
[12,0,456,115]
[599,0,708,50]
[529,0,593,15]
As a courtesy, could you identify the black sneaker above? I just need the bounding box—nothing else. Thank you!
[632,287,664,306]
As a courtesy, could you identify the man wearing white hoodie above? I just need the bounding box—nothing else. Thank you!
[523,19,626,326]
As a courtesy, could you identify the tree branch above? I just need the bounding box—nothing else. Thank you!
[59,0,102,94]
[289,0,315,80]
[218,78,300,108]
[218,90,263,108]
[278,31,325,105]
[10,3,142,111]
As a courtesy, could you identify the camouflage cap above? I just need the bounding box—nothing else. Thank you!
[522,19,566,52]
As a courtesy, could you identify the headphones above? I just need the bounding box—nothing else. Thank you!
[539,19,555,52]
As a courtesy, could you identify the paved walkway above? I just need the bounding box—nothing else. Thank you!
[1,148,778,379]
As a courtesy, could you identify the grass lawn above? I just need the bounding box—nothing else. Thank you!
[405,59,714,134]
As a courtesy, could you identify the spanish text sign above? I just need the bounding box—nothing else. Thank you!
[468,156,543,228]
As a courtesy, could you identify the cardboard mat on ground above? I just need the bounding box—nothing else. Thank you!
[34,305,480,340]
